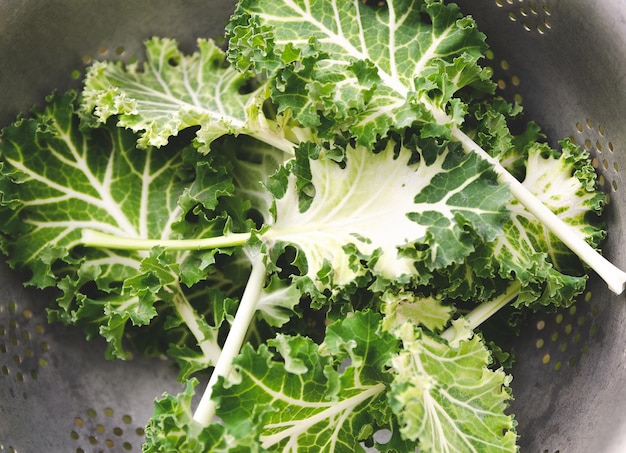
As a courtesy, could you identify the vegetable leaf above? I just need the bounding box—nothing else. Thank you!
[0,92,218,283]
[0,91,231,364]
[265,136,510,289]
[227,0,494,145]
[381,290,453,333]
[211,310,410,452]
[82,37,305,154]
[388,322,517,452]
[143,378,258,453]
[226,0,626,294]
[495,140,606,306]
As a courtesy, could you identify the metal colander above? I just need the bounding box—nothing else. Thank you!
[0,1,625,452]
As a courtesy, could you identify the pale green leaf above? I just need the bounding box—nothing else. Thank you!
[388,323,517,453]
[0,91,232,362]
[228,0,494,144]
[212,311,408,452]
[82,37,303,154]
[494,141,606,306]
[264,136,509,288]
[255,274,302,327]
[381,290,453,333]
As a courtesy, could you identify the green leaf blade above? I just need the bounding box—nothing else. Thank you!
[388,324,517,453]
[229,0,493,145]
[494,140,606,307]
[266,136,509,289]
[0,91,235,364]
[0,93,200,282]
[83,38,253,148]
[212,311,404,452]
[82,38,304,154]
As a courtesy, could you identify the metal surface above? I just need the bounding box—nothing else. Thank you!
[1,1,625,452]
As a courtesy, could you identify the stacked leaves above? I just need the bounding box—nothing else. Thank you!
[0,1,608,452]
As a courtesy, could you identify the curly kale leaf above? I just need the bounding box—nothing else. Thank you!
[265,135,510,291]
[388,322,517,453]
[0,91,235,364]
[82,37,309,154]
[227,0,494,145]
[207,310,412,452]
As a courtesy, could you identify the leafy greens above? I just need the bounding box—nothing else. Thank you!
[0,0,621,452]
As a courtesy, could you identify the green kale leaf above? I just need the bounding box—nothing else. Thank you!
[227,0,494,144]
[388,321,517,452]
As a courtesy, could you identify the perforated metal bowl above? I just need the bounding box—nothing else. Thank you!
[1,1,626,452]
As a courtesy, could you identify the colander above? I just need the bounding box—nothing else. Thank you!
[0,1,625,452]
